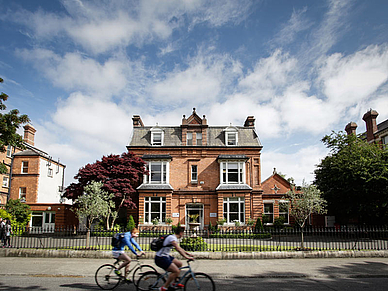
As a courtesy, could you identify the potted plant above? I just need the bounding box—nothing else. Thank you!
[188,214,200,230]
[165,217,173,225]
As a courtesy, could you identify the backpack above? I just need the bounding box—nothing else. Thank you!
[150,234,171,251]
[111,233,124,248]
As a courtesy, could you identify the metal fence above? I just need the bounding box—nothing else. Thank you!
[3,225,388,252]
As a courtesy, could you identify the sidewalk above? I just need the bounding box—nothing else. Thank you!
[1,256,388,279]
[1,249,388,279]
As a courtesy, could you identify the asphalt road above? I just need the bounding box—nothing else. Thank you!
[1,257,388,290]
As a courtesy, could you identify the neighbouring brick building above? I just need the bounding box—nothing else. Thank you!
[345,109,388,147]
[1,124,77,229]
[127,109,292,229]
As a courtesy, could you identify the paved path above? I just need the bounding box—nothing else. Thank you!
[1,257,388,279]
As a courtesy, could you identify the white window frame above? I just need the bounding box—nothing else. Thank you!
[144,161,169,184]
[224,126,238,146]
[144,197,166,224]
[382,135,388,149]
[196,132,202,146]
[220,161,245,184]
[2,176,9,188]
[191,165,198,183]
[187,132,193,146]
[19,187,27,202]
[223,197,245,224]
[22,161,29,174]
[150,126,164,146]
[6,145,12,157]
[279,200,289,224]
[263,202,274,224]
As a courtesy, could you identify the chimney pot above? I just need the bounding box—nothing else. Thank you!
[23,124,36,146]
[345,122,357,135]
[132,115,144,127]
[362,109,379,142]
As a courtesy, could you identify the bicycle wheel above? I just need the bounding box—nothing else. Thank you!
[184,272,215,291]
[132,264,157,287]
[136,271,165,291]
[95,264,121,290]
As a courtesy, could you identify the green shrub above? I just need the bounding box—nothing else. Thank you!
[127,215,136,231]
[255,217,264,231]
[180,236,208,251]
[274,216,286,228]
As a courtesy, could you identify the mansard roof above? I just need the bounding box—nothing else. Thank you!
[129,125,261,147]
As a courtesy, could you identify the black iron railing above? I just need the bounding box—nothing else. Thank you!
[3,225,388,251]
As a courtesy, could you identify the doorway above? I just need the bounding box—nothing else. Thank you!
[185,203,204,230]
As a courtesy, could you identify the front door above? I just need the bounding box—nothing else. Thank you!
[186,203,204,230]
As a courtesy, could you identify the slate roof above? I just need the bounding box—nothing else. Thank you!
[129,126,261,147]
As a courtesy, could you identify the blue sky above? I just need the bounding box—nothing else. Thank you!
[1,0,388,186]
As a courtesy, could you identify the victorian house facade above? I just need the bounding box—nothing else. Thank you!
[127,109,292,229]
[1,124,76,229]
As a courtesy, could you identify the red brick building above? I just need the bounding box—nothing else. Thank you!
[2,124,77,228]
[128,109,292,229]
[345,109,388,147]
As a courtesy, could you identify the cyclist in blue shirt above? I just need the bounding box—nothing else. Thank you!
[112,228,145,281]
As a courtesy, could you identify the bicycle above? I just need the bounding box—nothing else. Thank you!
[95,255,157,290]
[136,259,215,291]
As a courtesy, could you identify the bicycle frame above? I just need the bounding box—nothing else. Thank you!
[151,260,197,289]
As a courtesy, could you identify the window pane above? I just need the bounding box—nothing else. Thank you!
[196,132,202,146]
[187,132,193,145]
[264,204,273,213]
[279,203,288,212]
[227,133,236,145]
[151,213,159,220]
[45,213,50,223]
[151,163,161,182]
[229,213,238,221]
[145,213,149,223]
[51,213,55,223]
[153,133,162,145]
[229,203,238,212]
[32,214,43,227]
[151,203,160,212]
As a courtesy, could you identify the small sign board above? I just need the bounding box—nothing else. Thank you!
[210,213,217,217]
[172,213,179,218]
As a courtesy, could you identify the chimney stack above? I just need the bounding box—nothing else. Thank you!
[345,122,357,135]
[362,109,378,142]
[244,116,255,127]
[23,124,36,146]
[132,115,144,127]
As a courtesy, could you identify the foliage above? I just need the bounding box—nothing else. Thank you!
[273,216,286,228]
[233,220,241,227]
[152,217,160,225]
[165,217,173,225]
[91,224,121,237]
[217,217,226,226]
[208,221,218,233]
[254,217,264,231]
[315,131,388,225]
[246,217,255,226]
[171,222,181,232]
[0,77,30,173]
[189,214,199,223]
[262,214,270,224]
[180,236,208,251]
[127,215,136,231]
[209,232,271,239]
[64,151,147,213]
[73,181,115,230]
[5,199,31,226]
[285,181,327,249]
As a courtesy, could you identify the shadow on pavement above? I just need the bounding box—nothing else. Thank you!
[0,282,48,290]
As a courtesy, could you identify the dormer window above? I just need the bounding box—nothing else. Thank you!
[224,125,238,146]
[187,132,193,146]
[151,125,164,146]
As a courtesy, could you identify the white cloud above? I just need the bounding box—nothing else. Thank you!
[261,144,328,185]
[318,45,388,106]
[6,0,253,55]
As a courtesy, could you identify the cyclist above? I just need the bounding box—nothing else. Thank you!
[112,228,145,281]
[154,226,194,291]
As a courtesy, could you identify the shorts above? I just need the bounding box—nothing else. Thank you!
[155,255,175,270]
[112,250,125,258]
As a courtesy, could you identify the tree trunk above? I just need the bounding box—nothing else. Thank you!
[86,229,91,248]
[300,228,304,249]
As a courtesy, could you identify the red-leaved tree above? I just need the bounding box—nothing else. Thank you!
[63,151,147,228]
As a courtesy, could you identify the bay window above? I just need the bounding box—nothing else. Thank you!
[220,161,245,184]
[279,201,289,224]
[144,161,169,184]
[223,197,245,224]
[144,197,166,224]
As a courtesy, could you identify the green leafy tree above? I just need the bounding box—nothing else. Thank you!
[314,131,388,225]
[285,182,327,249]
[0,77,30,173]
[254,217,264,232]
[73,181,114,247]
[5,199,31,226]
